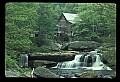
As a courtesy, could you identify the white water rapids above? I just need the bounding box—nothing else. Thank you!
[52,51,112,70]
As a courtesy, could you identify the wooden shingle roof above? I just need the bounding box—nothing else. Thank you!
[62,13,82,23]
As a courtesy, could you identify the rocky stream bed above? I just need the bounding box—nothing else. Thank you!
[5,41,116,78]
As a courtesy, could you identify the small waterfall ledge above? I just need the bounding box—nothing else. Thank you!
[52,50,112,70]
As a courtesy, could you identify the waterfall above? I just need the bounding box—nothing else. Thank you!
[74,55,82,62]
[92,55,103,67]
[52,55,82,69]
[52,51,112,70]
[83,55,88,67]
[55,55,82,69]
[20,54,28,67]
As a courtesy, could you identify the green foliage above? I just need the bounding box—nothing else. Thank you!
[73,3,116,68]
[75,3,116,40]
[5,55,18,69]
[30,40,52,53]
[90,33,101,42]
[5,54,32,73]
[6,49,18,60]
[80,28,90,36]
[100,45,116,67]
[5,2,35,53]
[5,49,21,71]
[5,3,116,73]
[38,46,51,53]
[5,2,39,70]
[30,45,51,53]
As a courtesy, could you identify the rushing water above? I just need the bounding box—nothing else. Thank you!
[52,51,112,70]
[49,50,113,78]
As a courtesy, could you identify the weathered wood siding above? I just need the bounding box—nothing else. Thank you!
[58,15,72,36]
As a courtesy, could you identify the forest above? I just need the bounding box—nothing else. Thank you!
[5,2,116,78]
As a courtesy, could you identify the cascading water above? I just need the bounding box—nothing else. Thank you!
[54,55,83,69]
[52,51,112,70]
[92,55,102,67]
[50,50,113,78]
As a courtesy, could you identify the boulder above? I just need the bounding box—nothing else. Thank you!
[61,43,69,50]
[33,66,59,78]
[74,71,99,78]
[33,60,57,68]
[50,42,62,51]
[68,41,100,51]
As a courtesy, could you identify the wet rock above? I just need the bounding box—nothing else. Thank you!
[74,72,82,77]
[33,60,45,67]
[33,66,59,78]
[110,71,116,78]
[32,60,57,68]
[103,75,113,78]
[74,71,99,78]
[71,76,78,78]
[60,76,65,78]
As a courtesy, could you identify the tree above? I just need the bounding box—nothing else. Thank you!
[74,3,116,42]
[5,2,38,68]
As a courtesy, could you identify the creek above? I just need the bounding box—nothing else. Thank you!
[49,50,113,78]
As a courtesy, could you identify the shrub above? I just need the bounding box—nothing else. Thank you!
[5,55,18,69]
[100,43,116,70]
[90,33,101,42]
[5,52,32,73]
[38,45,51,53]
[30,45,51,53]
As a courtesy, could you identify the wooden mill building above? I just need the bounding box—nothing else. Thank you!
[55,12,82,43]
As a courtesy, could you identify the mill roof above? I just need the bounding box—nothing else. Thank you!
[62,13,82,23]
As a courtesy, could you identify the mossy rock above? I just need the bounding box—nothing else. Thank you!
[68,41,100,51]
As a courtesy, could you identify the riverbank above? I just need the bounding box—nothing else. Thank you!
[5,42,116,78]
